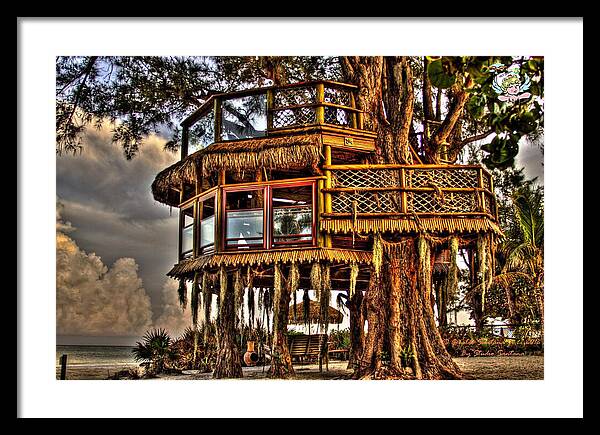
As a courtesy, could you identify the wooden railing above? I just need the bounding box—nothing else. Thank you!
[321,164,498,220]
[180,80,363,158]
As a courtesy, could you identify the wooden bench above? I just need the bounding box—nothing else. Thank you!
[287,333,329,372]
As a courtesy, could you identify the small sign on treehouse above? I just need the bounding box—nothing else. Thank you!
[344,137,354,146]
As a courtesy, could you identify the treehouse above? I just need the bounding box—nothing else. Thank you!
[151,80,501,295]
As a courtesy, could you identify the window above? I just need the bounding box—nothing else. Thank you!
[224,189,265,249]
[220,94,267,141]
[188,110,215,154]
[198,194,216,254]
[180,205,194,259]
[272,184,314,245]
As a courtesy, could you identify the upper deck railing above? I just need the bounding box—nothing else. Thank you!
[322,164,498,220]
[180,80,364,158]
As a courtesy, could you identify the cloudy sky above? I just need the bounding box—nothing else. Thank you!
[56,120,192,344]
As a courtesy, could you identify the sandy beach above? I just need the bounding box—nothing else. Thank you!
[58,355,543,380]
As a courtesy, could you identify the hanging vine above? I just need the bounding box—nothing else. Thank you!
[191,272,202,327]
[319,263,331,333]
[233,268,244,327]
[288,262,300,322]
[177,278,187,309]
[349,262,359,299]
[310,262,322,304]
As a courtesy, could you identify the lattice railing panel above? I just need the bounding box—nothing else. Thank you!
[332,191,401,214]
[272,107,316,128]
[407,168,479,189]
[484,193,494,216]
[274,86,316,107]
[324,107,354,127]
[324,86,352,107]
[331,169,399,189]
[328,167,496,217]
[407,191,480,214]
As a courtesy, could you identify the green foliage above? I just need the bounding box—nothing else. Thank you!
[427,59,456,89]
[132,328,177,375]
[329,328,351,350]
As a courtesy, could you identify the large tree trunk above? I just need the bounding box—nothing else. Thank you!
[343,56,463,380]
[268,264,295,378]
[213,268,243,378]
[346,289,365,370]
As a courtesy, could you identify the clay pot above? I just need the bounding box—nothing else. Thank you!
[243,341,259,366]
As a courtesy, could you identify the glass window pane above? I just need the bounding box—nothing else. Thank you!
[182,226,194,255]
[200,215,215,249]
[183,210,194,227]
[226,210,264,247]
[226,190,264,210]
[272,185,313,244]
[273,207,312,242]
[220,94,267,141]
[189,111,215,154]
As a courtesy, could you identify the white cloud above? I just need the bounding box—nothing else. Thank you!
[153,279,191,338]
[56,208,154,336]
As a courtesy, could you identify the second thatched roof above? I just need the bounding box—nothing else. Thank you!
[152,134,323,206]
[288,299,344,325]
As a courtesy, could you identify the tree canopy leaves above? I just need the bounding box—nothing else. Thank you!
[56,56,543,170]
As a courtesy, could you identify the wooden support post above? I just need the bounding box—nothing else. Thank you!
[477,168,486,213]
[489,173,498,221]
[266,89,274,133]
[214,97,222,142]
[400,167,408,213]
[215,187,223,253]
[315,83,325,125]
[195,200,203,257]
[349,91,358,129]
[59,354,67,380]
[178,182,184,262]
[324,143,332,248]
[317,178,325,247]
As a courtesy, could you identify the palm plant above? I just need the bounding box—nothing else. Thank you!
[132,328,177,375]
[490,186,544,327]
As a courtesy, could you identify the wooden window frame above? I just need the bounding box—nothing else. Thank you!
[222,186,268,251]
[269,181,317,248]
[179,202,195,261]
[220,179,317,252]
[197,191,217,255]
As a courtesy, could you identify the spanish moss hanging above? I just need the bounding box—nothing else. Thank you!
[219,265,228,322]
[191,272,201,327]
[233,268,244,326]
[372,232,383,278]
[177,278,187,309]
[273,263,283,323]
[302,287,311,331]
[349,262,359,299]
[319,263,331,333]
[247,286,255,330]
[202,272,211,328]
[245,265,254,290]
[445,237,459,302]
[476,234,492,313]
[310,262,322,303]
[288,262,300,322]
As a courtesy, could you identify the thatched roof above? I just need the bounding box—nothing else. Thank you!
[320,217,503,236]
[288,300,344,325]
[152,134,323,206]
[167,247,372,279]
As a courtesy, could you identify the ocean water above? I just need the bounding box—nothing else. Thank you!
[56,345,139,380]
